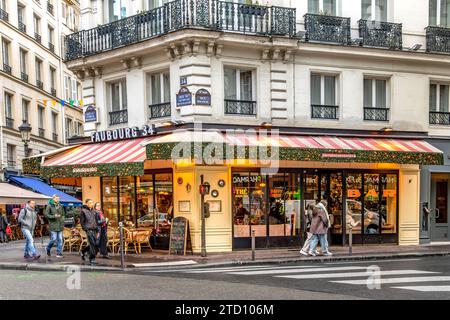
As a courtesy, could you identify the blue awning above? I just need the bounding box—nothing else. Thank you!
[8,176,82,206]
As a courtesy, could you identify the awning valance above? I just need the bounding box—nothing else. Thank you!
[0,183,50,205]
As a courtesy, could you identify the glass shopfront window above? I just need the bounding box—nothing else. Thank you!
[346,173,363,235]
[381,174,397,234]
[119,176,136,226]
[102,177,119,225]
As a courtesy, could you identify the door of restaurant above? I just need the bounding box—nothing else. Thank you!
[430,175,450,241]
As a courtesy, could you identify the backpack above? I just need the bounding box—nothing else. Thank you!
[18,208,27,228]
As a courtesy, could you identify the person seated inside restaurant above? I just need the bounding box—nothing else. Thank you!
[235,202,249,225]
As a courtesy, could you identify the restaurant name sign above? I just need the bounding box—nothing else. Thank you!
[91,124,157,143]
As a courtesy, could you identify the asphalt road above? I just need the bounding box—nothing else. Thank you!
[1,256,450,300]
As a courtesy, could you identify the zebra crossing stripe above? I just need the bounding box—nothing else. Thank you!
[331,276,450,285]
[276,270,438,280]
[228,266,368,276]
[186,265,321,274]
[145,264,286,273]
[391,286,450,292]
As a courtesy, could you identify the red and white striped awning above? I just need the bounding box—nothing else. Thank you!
[43,137,152,167]
[224,134,442,154]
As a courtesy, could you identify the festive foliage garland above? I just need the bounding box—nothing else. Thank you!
[41,162,144,178]
[22,157,42,175]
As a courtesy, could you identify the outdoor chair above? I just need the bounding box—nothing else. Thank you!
[63,228,80,253]
[107,228,120,254]
[133,229,153,254]
[78,229,88,253]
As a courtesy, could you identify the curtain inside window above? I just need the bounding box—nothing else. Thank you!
[1,41,8,65]
[308,0,319,14]
[376,79,386,108]
[111,83,120,111]
[361,0,372,20]
[311,74,321,105]
[20,50,26,73]
[364,79,373,108]
[440,85,449,112]
[163,73,170,103]
[441,0,450,27]
[430,84,437,111]
[430,0,438,26]
[324,76,336,105]
[121,80,127,109]
[151,74,161,104]
[323,0,337,15]
[224,68,237,100]
[38,108,44,128]
[240,71,252,101]
[376,0,387,21]
[5,94,11,118]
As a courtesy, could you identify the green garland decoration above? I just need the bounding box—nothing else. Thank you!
[146,142,443,165]
[41,162,144,178]
[22,157,42,175]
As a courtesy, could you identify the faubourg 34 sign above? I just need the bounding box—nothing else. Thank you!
[91,124,157,143]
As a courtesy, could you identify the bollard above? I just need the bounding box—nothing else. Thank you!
[251,229,256,261]
[119,222,125,270]
[349,225,353,256]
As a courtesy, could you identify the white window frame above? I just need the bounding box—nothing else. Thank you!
[19,48,27,74]
[364,77,389,109]
[33,14,40,35]
[149,71,170,105]
[362,0,388,21]
[224,67,256,102]
[109,79,127,111]
[49,67,56,90]
[65,117,73,139]
[22,99,29,122]
[64,74,70,100]
[48,25,54,44]
[38,105,45,128]
[4,92,12,119]
[311,73,339,106]
[35,58,42,82]
[308,0,338,15]
[51,112,58,134]
[6,144,16,166]
[430,0,449,26]
[430,83,450,112]
[71,78,77,101]
[18,4,25,23]
[1,39,9,66]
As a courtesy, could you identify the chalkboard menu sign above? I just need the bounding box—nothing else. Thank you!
[169,217,193,255]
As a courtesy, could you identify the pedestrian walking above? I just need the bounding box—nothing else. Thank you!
[95,202,111,259]
[308,200,333,256]
[299,203,316,256]
[44,195,65,258]
[80,199,99,265]
[18,200,40,260]
[0,210,9,243]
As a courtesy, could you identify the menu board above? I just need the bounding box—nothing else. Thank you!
[169,217,192,255]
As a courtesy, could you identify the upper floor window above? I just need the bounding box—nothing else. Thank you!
[430,0,450,27]
[149,72,170,105]
[74,121,83,136]
[311,73,339,119]
[147,0,169,10]
[4,92,13,128]
[65,117,73,139]
[7,144,16,168]
[111,79,127,111]
[430,83,449,112]
[48,25,54,51]
[51,112,58,133]
[19,48,27,74]
[38,105,45,129]
[35,58,42,82]
[18,4,25,24]
[50,67,56,93]
[0,0,6,11]
[224,67,256,115]
[364,78,389,121]
[33,14,41,35]
[361,0,387,21]
[22,99,29,122]
[107,0,126,22]
[308,0,337,15]
[2,38,10,68]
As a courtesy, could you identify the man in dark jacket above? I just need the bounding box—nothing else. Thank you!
[44,195,65,258]
[80,199,99,265]
[0,211,9,243]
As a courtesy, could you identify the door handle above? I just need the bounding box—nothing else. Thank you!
[435,208,440,219]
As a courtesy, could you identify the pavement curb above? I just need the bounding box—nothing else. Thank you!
[0,262,124,273]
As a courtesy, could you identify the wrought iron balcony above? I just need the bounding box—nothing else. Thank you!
[426,26,450,54]
[36,79,43,89]
[304,13,351,45]
[311,104,339,119]
[430,111,450,125]
[34,33,42,43]
[3,64,12,75]
[5,117,14,128]
[18,21,26,33]
[358,20,402,50]
[64,0,296,61]
[52,133,58,142]
[149,102,171,119]
[47,2,54,15]
[48,42,55,53]
[0,8,8,22]
[225,99,257,116]
[364,107,389,121]
[39,128,45,138]
[50,88,56,96]
[21,72,28,82]
[109,110,128,126]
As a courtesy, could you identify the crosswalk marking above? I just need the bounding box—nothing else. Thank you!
[324,259,422,265]
[227,266,368,276]
[145,264,292,273]
[331,276,450,285]
[391,286,450,292]
[276,270,437,280]
[185,265,321,274]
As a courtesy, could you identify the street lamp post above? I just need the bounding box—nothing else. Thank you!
[18,120,32,157]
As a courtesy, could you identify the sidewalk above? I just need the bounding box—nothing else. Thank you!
[1,238,450,272]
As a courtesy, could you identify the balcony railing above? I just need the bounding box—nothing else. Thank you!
[18,21,26,33]
[311,104,339,119]
[64,0,296,61]
[358,20,402,50]
[47,2,54,15]
[304,13,351,45]
[48,42,55,53]
[52,133,58,142]
[225,99,257,116]
[50,88,56,96]
[426,26,450,54]
[7,160,16,168]
[430,111,450,125]
[21,72,28,82]
[39,128,45,137]
[0,8,8,22]
[5,117,14,128]
[3,63,12,74]
[36,79,43,89]
[34,33,42,43]
[109,110,128,126]
[149,102,171,119]
[364,107,390,121]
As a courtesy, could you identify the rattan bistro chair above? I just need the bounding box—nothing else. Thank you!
[78,229,88,253]
[133,229,153,254]
[63,228,80,253]
[107,228,120,254]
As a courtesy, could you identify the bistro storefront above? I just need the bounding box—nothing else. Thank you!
[23,127,443,253]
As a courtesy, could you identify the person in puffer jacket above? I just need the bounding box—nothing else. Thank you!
[80,199,99,265]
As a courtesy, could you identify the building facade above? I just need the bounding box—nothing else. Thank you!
[0,0,84,172]
[33,0,450,252]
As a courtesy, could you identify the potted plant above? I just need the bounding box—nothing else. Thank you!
[239,0,268,17]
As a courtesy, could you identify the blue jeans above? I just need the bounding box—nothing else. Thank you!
[47,231,63,255]
[22,228,37,257]
[309,234,329,254]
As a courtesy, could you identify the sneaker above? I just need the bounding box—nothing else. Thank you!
[307,251,316,257]
[102,255,112,260]
[89,260,97,266]
[315,250,321,256]
[56,254,64,259]
[24,254,31,259]
[79,252,85,261]
[323,251,333,256]
[299,250,309,256]
[32,254,41,260]
[46,249,51,257]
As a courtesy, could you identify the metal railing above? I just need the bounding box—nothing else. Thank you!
[109,110,128,125]
[52,133,58,142]
[48,42,55,53]
[364,107,389,121]
[64,0,296,61]
[225,99,257,116]
[47,2,54,15]
[149,102,171,118]
[0,8,8,22]
[21,72,28,82]
[358,20,402,50]
[34,33,42,43]
[304,13,351,45]
[18,21,26,33]
[311,104,339,119]
[426,26,450,53]
[3,63,11,74]
[39,128,45,137]
[430,111,450,125]
[5,117,14,128]
[36,79,43,89]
